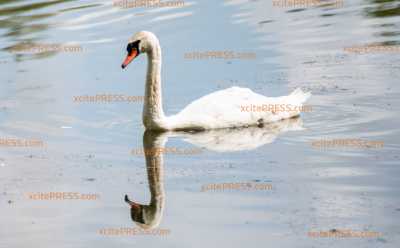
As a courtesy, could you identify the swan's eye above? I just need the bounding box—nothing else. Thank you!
[126,43,133,53]
[127,40,141,54]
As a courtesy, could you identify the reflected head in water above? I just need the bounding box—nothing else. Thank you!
[125,194,147,229]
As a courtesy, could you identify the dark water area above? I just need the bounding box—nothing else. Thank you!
[0,0,399,247]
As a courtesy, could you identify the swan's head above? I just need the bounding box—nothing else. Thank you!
[121,31,159,69]
[125,194,162,230]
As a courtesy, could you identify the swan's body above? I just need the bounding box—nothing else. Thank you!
[121,31,311,131]
[166,86,309,130]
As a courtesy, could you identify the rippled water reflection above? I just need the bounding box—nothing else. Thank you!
[1,0,399,247]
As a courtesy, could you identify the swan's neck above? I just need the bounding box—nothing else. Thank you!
[143,131,166,227]
[144,132,166,205]
[142,42,167,130]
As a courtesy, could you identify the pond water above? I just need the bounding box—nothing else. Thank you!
[0,0,399,247]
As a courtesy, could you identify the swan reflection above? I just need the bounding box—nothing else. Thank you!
[125,117,303,229]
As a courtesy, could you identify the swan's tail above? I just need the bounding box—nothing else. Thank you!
[288,88,311,105]
[276,88,312,118]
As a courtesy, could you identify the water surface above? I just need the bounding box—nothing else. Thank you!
[1,0,399,247]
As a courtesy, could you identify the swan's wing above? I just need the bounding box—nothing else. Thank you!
[166,87,262,129]
[166,87,310,130]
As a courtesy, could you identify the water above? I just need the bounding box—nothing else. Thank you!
[1,0,399,247]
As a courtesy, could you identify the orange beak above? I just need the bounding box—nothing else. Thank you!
[121,49,138,69]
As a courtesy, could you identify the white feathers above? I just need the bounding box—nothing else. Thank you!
[165,87,311,130]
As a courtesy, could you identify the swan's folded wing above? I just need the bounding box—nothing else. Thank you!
[166,87,270,129]
[166,87,310,130]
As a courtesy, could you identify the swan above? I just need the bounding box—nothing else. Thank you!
[121,31,311,131]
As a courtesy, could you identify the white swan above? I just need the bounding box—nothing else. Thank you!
[121,31,311,131]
